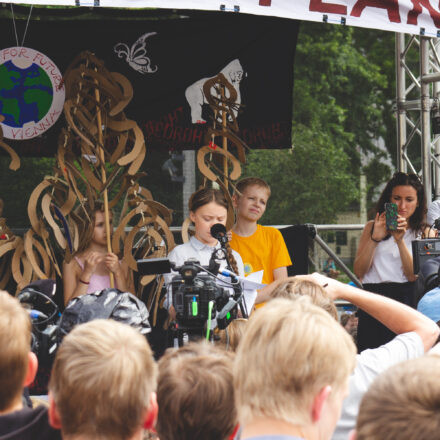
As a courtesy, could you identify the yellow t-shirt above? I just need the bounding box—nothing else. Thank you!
[230,225,292,285]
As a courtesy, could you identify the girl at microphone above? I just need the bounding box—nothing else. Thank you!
[164,188,245,315]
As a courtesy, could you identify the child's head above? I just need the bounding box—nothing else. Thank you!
[189,188,228,246]
[233,177,271,223]
[217,318,248,352]
[0,291,37,412]
[156,342,237,440]
[234,298,356,433]
[355,356,440,440]
[272,278,338,320]
[75,200,112,253]
[48,319,158,439]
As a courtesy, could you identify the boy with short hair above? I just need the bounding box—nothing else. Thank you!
[234,297,356,439]
[156,342,237,440]
[48,319,158,440]
[354,355,440,440]
[231,177,292,304]
[0,290,60,440]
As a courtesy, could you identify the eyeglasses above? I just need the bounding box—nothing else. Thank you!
[392,171,421,182]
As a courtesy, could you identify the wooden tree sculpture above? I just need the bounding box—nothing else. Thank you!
[181,72,249,242]
[11,52,175,301]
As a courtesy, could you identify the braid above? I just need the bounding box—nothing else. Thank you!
[225,242,239,275]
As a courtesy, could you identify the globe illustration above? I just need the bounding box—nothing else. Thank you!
[0,60,53,128]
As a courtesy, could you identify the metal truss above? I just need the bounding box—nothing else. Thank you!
[396,33,440,202]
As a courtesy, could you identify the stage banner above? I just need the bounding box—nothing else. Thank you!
[0,10,298,156]
[3,0,440,37]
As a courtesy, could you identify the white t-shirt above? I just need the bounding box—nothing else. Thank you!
[362,229,419,284]
[332,332,424,440]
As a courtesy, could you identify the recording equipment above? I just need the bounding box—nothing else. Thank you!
[18,280,59,366]
[210,223,228,246]
[170,258,239,333]
[412,238,440,273]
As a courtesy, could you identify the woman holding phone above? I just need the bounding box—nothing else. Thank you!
[354,172,432,351]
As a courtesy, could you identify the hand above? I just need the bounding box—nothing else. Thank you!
[390,215,407,243]
[371,212,387,241]
[227,230,232,242]
[105,253,121,274]
[83,251,104,275]
[308,272,343,301]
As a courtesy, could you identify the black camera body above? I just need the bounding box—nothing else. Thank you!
[171,259,236,332]
[412,238,440,273]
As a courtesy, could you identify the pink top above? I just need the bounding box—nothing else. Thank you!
[75,257,117,293]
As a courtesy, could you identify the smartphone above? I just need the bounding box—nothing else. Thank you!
[385,202,398,231]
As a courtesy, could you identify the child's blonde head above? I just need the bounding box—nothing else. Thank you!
[234,297,356,427]
[0,291,31,411]
[235,177,271,198]
[49,319,157,439]
[217,318,248,352]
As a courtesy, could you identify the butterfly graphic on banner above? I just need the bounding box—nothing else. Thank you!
[114,32,158,74]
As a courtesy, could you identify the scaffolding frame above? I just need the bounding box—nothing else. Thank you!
[396,33,440,203]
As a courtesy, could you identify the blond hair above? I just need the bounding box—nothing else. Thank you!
[234,297,356,426]
[235,177,271,198]
[356,356,440,440]
[0,291,31,411]
[272,278,338,320]
[156,342,236,440]
[49,319,157,439]
[217,318,248,352]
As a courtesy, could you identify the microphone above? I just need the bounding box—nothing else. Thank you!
[28,310,48,320]
[210,223,228,246]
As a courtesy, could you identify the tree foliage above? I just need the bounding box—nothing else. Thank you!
[243,23,397,224]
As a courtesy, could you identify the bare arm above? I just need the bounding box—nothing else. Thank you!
[311,273,439,352]
[255,266,288,304]
[354,217,384,280]
[62,259,88,306]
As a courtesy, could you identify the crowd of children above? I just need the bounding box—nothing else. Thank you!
[2,174,440,439]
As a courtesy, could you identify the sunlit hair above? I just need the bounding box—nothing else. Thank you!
[375,172,426,231]
[234,177,271,198]
[217,318,248,352]
[49,319,157,439]
[0,291,31,411]
[272,278,338,321]
[189,187,239,274]
[234,298,356,427]
[156,342,237,440]
[356,356,440,440]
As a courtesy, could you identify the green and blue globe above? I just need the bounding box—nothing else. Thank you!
[0,60,53,128]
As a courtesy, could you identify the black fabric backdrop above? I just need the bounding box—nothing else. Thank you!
[0,8,299,156]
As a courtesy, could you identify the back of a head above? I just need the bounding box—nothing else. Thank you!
[156,342,236,440]
[49,319,157,440]
[356,356,440,440]
[217,318,248,352]
[234,297,356,428]
[272,278,338,321]
[0,291,31,412]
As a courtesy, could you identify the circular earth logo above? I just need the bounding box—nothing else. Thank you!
[0,47,65,140]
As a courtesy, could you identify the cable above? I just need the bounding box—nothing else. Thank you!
[19,289,58,329]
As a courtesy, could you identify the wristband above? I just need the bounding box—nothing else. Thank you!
[370,236,381,243]
[79,279,90,285]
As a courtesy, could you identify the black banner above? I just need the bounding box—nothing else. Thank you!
[0,8,299,156]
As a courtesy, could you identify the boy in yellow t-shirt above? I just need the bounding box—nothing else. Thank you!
[230,177,292,306]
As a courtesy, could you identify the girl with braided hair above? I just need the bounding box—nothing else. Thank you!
[164,187,244,317]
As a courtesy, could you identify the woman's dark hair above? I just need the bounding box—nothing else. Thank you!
[188,187,239,274]
[375,172,426,232]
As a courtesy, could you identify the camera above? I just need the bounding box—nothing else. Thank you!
[171,258,237,332]
[17,280,59,366]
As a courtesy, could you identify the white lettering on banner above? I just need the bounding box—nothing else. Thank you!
[1,0,440,35]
